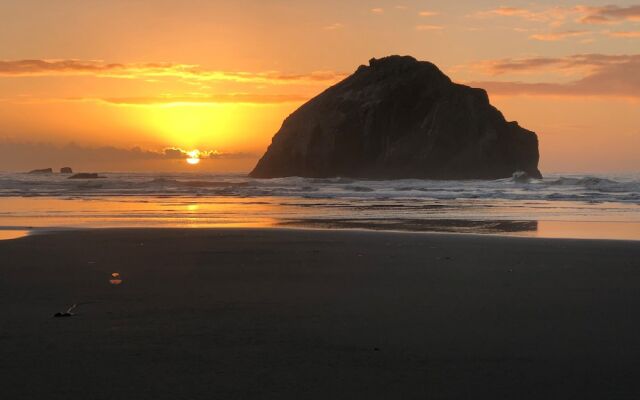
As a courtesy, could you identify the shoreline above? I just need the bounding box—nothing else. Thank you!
[1,175,639,241]
[2,218,640,242]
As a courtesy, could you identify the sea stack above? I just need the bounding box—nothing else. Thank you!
[251,56,541,180]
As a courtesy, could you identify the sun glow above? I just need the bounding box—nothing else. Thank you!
[186,150,201,165]
[146,104,242,150]
[141,103,296,154]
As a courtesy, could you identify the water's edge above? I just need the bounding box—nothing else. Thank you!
[1,172,639,240]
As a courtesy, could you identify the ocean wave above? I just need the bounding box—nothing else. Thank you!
[0,172,638,204]
[149,178,249,188]
[545,176,640,193]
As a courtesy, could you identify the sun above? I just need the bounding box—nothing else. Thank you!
[186,150,201,165]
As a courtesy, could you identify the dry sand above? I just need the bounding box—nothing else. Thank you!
[1,228,639,399]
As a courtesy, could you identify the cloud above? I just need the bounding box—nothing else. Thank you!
[473,6,576,26]
[529,30,590,41]
[607,30,640,38]
[464,54,640,98]
[0,141,255,170]
[0,59,348,107]
[579,5,640,24]
[73,145,253,161]
[161,147,186,159]
[323,23,344,30]
[0,59,346,85]
[415,25,444,31]
[90,93,310,106]
[0,59,130,75]
[160,147,253,160]
[467,54,639,76]
[485,7,534,18]
[418,11,438,17]
[474,4,640,28]
[371,8,384,14]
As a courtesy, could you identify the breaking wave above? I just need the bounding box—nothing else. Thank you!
[0,172,638,204]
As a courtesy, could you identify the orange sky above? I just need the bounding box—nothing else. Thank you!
[1,1,639,173]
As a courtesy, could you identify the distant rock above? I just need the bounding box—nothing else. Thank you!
[60,167,73,174]
[68,173,105,179]
[28,168,53,174]
[251,55,542,180]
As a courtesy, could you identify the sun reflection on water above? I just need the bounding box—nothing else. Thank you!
[0,230,29,240]
[0,197,638,240]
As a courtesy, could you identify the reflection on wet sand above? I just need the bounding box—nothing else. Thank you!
[280,219,640,241]
[0,230,29,240]
[0,197,279,229]
[535,221,640,241]
[0,196,638,240]
[280,219,539,235]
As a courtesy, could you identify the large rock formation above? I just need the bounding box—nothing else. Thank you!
[251,56,541,180]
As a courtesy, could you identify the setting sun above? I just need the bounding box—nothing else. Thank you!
[186,150,201,165]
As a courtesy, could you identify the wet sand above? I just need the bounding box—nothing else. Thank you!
[1,228,640,399]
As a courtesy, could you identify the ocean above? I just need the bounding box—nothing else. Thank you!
[1,172,639,240]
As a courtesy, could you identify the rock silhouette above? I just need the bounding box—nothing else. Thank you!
[251,56,541,180]
[68,173,104,179]
[28,168,53,174]
[60,167,73,174]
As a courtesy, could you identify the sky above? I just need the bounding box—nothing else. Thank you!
[0,0,639,173]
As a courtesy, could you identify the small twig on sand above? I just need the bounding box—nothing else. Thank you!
[53,301,98,318]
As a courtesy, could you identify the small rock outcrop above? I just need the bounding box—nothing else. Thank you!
[68,173,104,179]
[28,168,53,174]
[251,55,541,180]
[60,167,73,174]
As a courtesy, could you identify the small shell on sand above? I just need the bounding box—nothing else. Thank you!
[110,272,123,285]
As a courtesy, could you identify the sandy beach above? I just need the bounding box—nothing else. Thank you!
[0,228,638,399]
